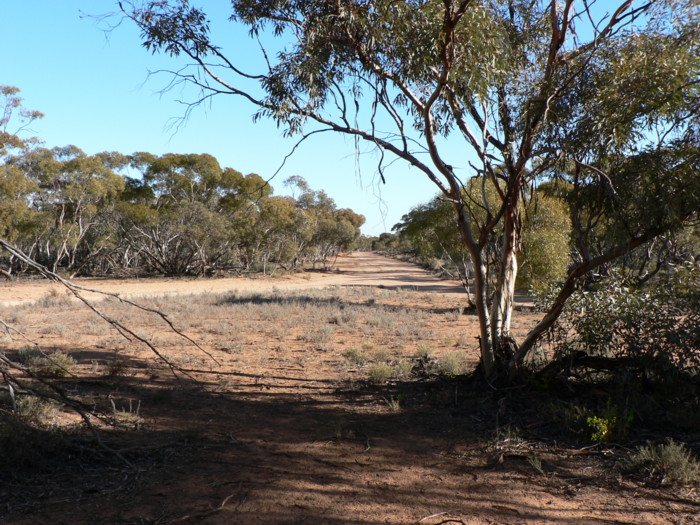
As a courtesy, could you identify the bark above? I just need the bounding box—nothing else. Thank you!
[455,202,495,377]
[491,207,520,349]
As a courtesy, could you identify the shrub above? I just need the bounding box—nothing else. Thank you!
[536,271,700,384]
[17,347,76,377]
[105,359,129,378]
[586,401,634,443]
[436,351,466,377]
[625,439,700,487]
[16,395,58,427]
[343,347,369,366]
[368,363,393,383]
[36,288,73,308]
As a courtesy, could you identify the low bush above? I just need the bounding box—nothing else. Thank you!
[625,439,700,487]
[368,363,393,383]
[17,347,76,377]
[436,351,467,377]
[535,268,700,386]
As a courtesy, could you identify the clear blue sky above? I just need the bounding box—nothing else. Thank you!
[1,1,447,236]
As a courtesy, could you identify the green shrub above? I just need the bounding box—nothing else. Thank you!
[586,402,633,443]
[436,351,466,377]
[535,271,700,383]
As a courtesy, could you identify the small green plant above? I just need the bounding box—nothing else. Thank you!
[436,351,466,377]
[586,402,633,443]
[625,439,700,487]
[587,415,613,443]
[368,363,393,383]
[343,347,369,366]
[527,454,546,476]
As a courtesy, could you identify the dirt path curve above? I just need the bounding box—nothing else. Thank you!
[0,252,467,306]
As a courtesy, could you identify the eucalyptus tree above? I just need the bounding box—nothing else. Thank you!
[116,152,237,274]
[394,186,570,299]
[123,0,700,377]
[5,146,126,273]
[0,86,43,155]
[285,175,365,266]
[0,86,44,275]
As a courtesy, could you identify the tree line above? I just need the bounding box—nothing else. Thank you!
[0,87,364,278]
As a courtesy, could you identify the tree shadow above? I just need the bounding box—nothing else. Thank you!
[2,345,697,525]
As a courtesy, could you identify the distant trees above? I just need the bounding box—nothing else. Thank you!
[0,88,364,277]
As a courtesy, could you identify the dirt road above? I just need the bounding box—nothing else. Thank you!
[0,252,466,306]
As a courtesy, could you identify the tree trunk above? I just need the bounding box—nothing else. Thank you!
[489,202,521,377]
[455,203,496,377]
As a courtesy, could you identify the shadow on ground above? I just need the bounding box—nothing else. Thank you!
[2,344,698,525]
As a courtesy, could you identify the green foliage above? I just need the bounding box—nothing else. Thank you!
[117,1,700,376]
[586,402,633,444]
[368,362,393,383]
[436,351,466,378]
[0,85,43,154]
[518,195,571,291]
[537,267,700,384]
[395,186,572,291]
[1,143,364,277]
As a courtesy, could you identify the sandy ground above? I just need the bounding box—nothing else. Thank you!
[0,252,467,306]
[0,253,697,524]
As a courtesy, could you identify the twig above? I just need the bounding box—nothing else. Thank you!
[168,485,242,523]
[418,511,447,522]
[0,355,136,468]
[0,318,41,346]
